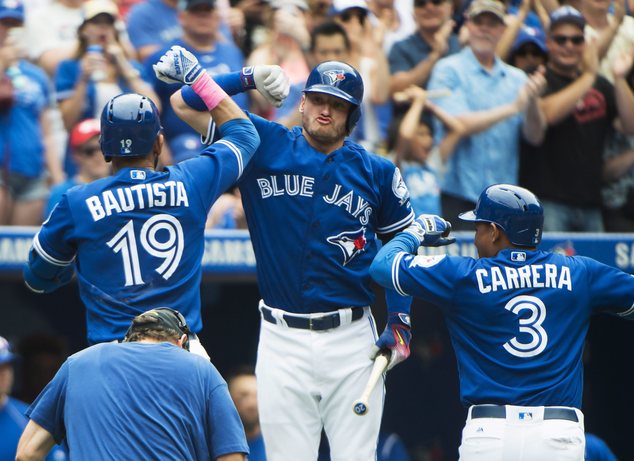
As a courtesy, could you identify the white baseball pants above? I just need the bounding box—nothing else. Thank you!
[459,404,585,461]
[255,302,383,461]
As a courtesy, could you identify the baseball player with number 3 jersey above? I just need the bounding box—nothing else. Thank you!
[158,46,416,460]
[23,57,260,349]
[370,184,634,461]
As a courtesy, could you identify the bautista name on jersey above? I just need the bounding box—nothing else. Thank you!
[85,179,190,222]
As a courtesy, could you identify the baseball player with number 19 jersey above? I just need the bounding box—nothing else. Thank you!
[161,48,415,460]
[371,184,634,461]
[23,71,260,348]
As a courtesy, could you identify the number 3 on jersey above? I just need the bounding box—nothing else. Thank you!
[503,295,548,358]
[107,214,184,286]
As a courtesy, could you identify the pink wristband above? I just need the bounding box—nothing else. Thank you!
[191,72,227,111]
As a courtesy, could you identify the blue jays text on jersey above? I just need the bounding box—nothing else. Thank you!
[32,141,245,344]
[376,247,634,409]
[239,114,414,313]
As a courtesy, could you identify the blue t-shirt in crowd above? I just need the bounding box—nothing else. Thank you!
[400,161,440,215]
[26,342,249,460]
[0,60,53,178]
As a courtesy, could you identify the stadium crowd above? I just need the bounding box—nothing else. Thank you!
[0,0,632,231]
[1,0,633,459]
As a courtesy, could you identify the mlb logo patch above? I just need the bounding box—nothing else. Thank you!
[511,251,526,262]
[130,170,146,180]
[519,412,533,421]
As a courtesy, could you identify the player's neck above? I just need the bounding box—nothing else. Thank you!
[112,156,157,173]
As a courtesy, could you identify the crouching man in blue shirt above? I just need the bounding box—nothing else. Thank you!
[16,308,249,461]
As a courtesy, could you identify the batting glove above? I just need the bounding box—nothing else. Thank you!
[403,214,455,247]
[153,45,204,85]
[251,65,290,107]
[370,313,411,370]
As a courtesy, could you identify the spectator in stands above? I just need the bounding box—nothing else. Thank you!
[0,336,68,461]
[206,187,246,229]
[370,0,416,54]
[227,366,266,461]
[427,0,546,226]
[0,0,63,226]
[581,0,634,82]
[601,67,634,231]
[44,118,109,218]
[507,25,548,73]
[144,0,247,160]
[519,6,634,232]
[388,0,459,93]
[25,0,84,77]
[56,0,159,132]
[331,0,392,151]
[247,0,310,119]
[392,85,464,215]
[126,0,182,62]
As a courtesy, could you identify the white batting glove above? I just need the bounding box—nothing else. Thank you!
[153,45,205,85]
[403,214,455,247]
[253,65,290,107]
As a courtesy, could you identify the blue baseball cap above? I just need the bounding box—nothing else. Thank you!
[549,5,585,31]
[512,26,547,55]
[0,336,16,365]
[0,0,24,21]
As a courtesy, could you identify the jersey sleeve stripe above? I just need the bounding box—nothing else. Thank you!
[200,118,216,145]
[377,210,415,234]
[392,251,408,296]
[215,139,244,178]
[33,233,74,266]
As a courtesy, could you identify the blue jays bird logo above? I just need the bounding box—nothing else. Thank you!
[327,228,367,266]
[323,70,346,86]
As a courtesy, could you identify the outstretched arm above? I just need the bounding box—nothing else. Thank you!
[16,421,56,461]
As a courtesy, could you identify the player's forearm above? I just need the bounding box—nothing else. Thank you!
[370,232,419,289]
[216,118,260,165]
[16,421,56,461]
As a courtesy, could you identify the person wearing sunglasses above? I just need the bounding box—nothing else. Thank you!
[43,118,110,219]
[519,5,634,232]
[17,308,249,461]
[389,0,460,93]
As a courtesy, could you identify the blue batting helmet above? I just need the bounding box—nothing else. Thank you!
[459,184,544,247]
[303,61,364,132]
[100,93,162,160]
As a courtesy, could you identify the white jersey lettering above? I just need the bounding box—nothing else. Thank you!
[477,264,573,293]
[85,181,190,222]
[257,175,315,199]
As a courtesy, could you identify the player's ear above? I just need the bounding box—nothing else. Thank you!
[299,95,306,113]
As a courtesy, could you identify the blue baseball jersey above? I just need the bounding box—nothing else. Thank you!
[385,248,634,408]
[32,143,245,343]
[239,114,414,313]
[26,342,249,460]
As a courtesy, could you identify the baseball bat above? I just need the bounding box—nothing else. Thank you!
[352,353,389,416]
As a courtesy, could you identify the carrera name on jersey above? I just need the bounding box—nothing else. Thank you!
[475,263,572,293]
[85,180,190,222]
[257,175,373,225]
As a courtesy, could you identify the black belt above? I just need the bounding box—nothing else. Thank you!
[261,306,364,331]
[471,405,579,422]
